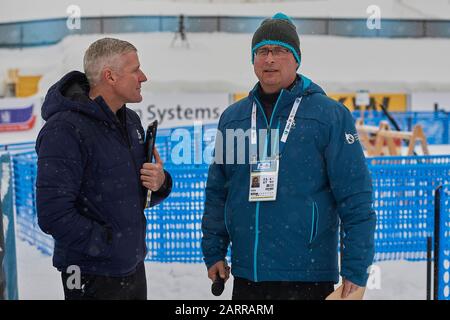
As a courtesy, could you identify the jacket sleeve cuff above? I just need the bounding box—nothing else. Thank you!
[155,170,172,197]
[340,269,370,287]
[149,170,173,206]
[204,255,226,270]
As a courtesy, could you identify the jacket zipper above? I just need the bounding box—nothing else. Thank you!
[115,119,145,207]
[115,117,147,258]
[252,91,284,282]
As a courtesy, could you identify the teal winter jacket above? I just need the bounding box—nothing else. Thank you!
[201,75,376,286]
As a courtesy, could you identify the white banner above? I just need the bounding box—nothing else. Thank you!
[129,92,230,128]
[411,92,450,111]
[0,96,43,145]
[0,93,231,144]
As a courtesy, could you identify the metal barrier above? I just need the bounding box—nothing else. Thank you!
[2,15,450,48]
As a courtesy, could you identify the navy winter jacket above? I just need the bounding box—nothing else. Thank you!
[36,71,172,276]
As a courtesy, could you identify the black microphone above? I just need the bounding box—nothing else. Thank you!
[211,275,225,296]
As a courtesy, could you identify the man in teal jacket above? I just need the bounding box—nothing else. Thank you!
[201,13,376,300]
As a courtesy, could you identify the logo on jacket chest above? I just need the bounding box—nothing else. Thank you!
[136,129,144,144]
[345,132,359,144]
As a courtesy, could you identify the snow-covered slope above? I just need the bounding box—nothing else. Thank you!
[2,32,450,97]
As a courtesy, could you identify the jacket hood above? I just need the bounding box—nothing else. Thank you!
[41,70,119,124]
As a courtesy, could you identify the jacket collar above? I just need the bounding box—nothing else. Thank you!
[248,74,313,113]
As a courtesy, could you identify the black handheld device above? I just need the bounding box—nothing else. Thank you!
[144,120,158,208]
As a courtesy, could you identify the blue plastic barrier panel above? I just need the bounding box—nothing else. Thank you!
[0,154,19,300]
[4,138,450,270]
[438,185,450,300]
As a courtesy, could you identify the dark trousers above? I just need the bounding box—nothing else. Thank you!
[232,277,334,300]
[61,262,147,300]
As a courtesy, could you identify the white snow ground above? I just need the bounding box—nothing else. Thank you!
[2,32,450,96]
[16,238,427,300]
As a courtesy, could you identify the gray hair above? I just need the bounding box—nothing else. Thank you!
[83,37,137,86]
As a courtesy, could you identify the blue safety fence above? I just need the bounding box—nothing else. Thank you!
[367,156,450,262]
[4,129,450,298]
[145,164,207,263]
[154,124,218,165]
[352,111,450,145]
[438,185,450,300]
[12,151,53,256]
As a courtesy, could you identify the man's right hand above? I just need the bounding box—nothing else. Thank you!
[207,260,230,283]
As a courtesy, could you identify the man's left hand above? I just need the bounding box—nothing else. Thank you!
[341,278,360,298]
[140,148,165,191]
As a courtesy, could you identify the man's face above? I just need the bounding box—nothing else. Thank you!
[112,51,147,103]
[253,45,298,93]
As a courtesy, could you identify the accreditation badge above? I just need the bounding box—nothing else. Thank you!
[248,158,279,202]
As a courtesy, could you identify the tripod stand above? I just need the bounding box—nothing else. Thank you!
[171,14,190,49]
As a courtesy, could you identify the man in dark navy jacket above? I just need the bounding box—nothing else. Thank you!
[36,38,172,300]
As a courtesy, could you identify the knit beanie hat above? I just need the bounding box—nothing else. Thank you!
[251,13,301,68]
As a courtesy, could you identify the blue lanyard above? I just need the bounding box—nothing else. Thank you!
[250,97,302,160]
